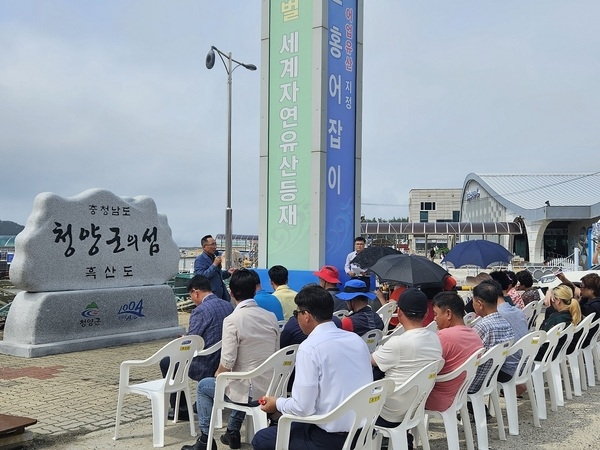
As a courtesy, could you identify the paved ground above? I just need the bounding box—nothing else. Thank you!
[3,304,600,449]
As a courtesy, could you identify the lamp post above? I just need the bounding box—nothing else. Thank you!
[206,45,256,270]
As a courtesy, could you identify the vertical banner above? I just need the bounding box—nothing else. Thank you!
[266,0,313,269]
[325,0,358,269]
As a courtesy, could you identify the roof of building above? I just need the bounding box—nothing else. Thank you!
[464,172,600,218]
[0,236,16,248]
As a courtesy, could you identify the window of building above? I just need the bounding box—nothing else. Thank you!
[420,202,436,211]
[452,211,460,222]
[420,211,428,222]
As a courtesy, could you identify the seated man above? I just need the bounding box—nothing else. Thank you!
[313,265,344,311]
[425,291,483,412]
[160,275,234,420]
[181,269,280,450]
[336,279,384,335]
[468,281,517,395]
[252,284,373,450]
[269,265,297,320]
[371,288,442,450]
[250,270,284,320]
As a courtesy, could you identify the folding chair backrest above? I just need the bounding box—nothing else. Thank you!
[263,345,300,397]
[508,330,547,384]
[586,316,600,348]
[396,360,443,428]
[475,340,513,396]
[425,320,438,332]
[380,324,405,345]
[195,339,221,357]
[162,335,205,391]
[376,301,397,329]
[361,329,383,353]
[334,309,350,319]
[571,314,595,354]
[275,379,394,450]
[464,312,477,326]
[434,348,484,413]
[555,323,575,363]
[537,323,565,370]
[522,301,536,328]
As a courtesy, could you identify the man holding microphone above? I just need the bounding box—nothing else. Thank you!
[194,234,236,302]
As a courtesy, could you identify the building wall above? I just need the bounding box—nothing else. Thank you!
[408,189,462,223]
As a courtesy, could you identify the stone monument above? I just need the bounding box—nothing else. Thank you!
[1,189,185,357]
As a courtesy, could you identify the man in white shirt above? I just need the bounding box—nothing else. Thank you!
[252,284,373,450]
[371,288,442,450]
[344,236,367,277]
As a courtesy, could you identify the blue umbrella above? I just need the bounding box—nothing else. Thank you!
[443,240,513,268]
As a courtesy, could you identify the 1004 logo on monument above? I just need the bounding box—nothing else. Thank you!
[117,299,145,321]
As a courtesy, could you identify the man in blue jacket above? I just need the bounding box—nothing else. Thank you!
[194,234,236,301]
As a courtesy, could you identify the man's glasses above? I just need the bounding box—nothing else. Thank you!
[292,309,309,318]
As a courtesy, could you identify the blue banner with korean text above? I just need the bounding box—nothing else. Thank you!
[325,0,357,271]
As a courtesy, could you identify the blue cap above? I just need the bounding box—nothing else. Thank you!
[336,279,376,301]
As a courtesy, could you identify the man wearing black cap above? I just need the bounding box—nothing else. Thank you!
[336,279,384,336]
[371,288,442,450]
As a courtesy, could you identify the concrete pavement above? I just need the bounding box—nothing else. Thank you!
[0,312,249,449]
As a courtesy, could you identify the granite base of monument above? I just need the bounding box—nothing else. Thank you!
[0,285,185,358]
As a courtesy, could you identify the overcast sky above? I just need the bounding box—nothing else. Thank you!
[2,1,599,246]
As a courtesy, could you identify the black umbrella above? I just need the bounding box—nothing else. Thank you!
[351,246,402,269]
[367,253,449,287]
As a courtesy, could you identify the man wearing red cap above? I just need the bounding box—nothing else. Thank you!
[313,265,344,311]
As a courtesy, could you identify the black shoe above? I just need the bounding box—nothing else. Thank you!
[168,409,190,421]
[181,436,217,450]
[220,429,241,449]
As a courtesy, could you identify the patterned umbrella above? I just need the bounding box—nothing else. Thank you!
[367,253,449,287]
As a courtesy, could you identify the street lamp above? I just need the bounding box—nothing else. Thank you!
[206,45,256,270]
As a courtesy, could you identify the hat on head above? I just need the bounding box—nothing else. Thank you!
[397,288,428,317]
[313,265,341,284]
[465,272,492,287]
[336,279,376,301]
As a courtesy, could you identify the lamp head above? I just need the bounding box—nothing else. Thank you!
[244,63,257,71]
[206,47,216,69]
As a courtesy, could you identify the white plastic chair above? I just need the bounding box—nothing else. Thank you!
[425,320,438,332]
[274,379,395,450]
[581,316,600,387]
[361,329,384,353]
[498,330,547,436]
[467,340,512,450]
[334,309,350,319]
[194,340,221,357]
[522,301,537,329]
[562,314,594,396]
[207,345,299,445]
[531,323,565,420]
[114,335,204,447]
[376,301,398,330]
[380,324,405,346]
[552,323,575,405]
[277,319,287,330]
[374,360,442,450]
[423,348,484,450]
[463,312,478,327]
